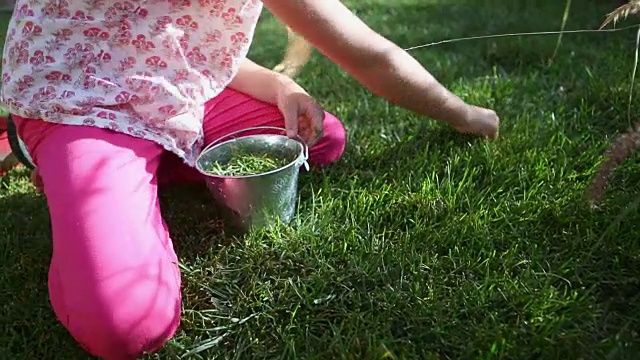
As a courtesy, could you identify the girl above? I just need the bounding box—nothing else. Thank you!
[1,0,499,358]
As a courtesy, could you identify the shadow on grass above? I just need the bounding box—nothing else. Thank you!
[510,198,640,356]
[158,183,242,260]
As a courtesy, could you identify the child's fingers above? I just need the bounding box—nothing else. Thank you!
[282,97,300,138]
[299,101,324,146]
[298,117,314,145]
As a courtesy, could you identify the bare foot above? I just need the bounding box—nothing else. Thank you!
[452,105,500,140]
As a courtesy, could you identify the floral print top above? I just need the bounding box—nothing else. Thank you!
[0,0,263,165]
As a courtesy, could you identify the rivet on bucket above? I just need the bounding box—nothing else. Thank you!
[195,126,309,232]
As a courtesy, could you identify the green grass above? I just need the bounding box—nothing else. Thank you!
[3,0,640,358]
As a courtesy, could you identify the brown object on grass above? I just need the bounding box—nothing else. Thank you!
[586,121,640,205]
[0,152,19,175]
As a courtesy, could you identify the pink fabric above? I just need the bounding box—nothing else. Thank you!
[13,88,346,360]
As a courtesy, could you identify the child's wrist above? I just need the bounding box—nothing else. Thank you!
[437,97,471,128]
[276,74,307,96]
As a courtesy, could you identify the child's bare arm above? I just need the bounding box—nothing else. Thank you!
[228,58,304,105]
[262,0,499,138]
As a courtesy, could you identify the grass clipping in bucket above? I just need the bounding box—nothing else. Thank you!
[203,149,291,177]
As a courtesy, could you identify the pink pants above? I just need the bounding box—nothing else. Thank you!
[13,88,346,360]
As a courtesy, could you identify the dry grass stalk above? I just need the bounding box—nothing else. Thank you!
[587,121,640,205]
[601,0,640,29]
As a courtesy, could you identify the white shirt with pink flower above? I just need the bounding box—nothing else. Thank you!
[0,0,263,165]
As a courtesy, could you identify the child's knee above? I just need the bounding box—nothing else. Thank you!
[49,261,181,359]
[311,112,346,166]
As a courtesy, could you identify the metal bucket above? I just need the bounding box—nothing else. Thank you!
[195,126,309,232]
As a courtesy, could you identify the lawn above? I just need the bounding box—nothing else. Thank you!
[3,0,640,359]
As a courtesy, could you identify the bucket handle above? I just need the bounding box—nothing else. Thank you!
[201,126,310,170]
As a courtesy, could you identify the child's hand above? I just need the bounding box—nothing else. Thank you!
[276,78,325,147]
[452,105,500,140]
